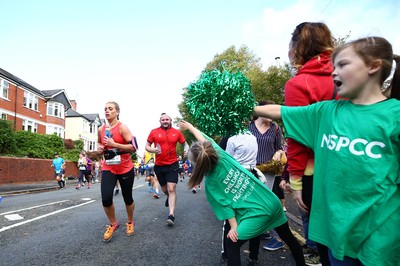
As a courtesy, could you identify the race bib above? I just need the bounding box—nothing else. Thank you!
[106,155,121,165]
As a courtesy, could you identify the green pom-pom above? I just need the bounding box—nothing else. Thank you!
[186,68,256,136]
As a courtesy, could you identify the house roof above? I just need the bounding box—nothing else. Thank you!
[66,110,101,124]
[42,89,72,110]
[65,108,82,118]
[82,113,101,123]
[0,67,44,96]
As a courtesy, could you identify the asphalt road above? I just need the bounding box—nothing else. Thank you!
[0,176,303,266]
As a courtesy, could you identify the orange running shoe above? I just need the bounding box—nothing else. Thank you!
[103,221,119,242]
[126,221,135,236]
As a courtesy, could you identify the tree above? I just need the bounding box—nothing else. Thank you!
[334,31,351,47]
[178,45,292,136]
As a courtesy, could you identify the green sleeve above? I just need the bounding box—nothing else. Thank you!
[281,102,325,149]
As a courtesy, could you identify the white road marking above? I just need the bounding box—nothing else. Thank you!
[0,200,69,216]
[4,214,24,221]
[0,200,95,233]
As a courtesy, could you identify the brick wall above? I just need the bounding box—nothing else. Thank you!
[0,156,79,184]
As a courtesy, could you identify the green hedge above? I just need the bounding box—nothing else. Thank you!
[0,120,137,163]
[0,120,82,162]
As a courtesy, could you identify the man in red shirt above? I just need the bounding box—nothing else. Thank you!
[146,113,188,226]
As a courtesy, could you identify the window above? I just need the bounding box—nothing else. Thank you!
[47,102,64,118]
[47,125,64,138]
[23,91,39,111]
[1,79,10,99]
[83,120,90,132]
[89,123,97,134]
[89,141,96,151]
[1,113,7,120]
[22,119,38,133]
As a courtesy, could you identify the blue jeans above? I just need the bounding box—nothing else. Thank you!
[328,249,364,266]
[300,208,318,251]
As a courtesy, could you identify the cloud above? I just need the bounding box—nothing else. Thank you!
[240,0,400,68]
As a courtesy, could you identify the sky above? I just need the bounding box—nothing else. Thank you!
[1,0,399,153]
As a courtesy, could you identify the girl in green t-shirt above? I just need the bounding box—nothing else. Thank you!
[178,121,305,266]
[254,37,400,266]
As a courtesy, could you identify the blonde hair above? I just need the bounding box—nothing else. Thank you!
[107,101,120,119]
[187,141,219,188]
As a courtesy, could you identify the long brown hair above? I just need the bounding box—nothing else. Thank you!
[188,141,219,188]
[290,22,334,69]
[332,37,400,100]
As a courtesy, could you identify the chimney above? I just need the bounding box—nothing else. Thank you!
[71,100,77,111]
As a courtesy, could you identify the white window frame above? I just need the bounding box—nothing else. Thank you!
[47,102,65,118]
[22,119,38,133]
[47,125,64,138]
[1,112,7,120]
[23,91,39,111]
[1,78,10,100]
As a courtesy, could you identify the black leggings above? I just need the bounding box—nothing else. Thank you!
[101,168,135,207]
[272,176,285,199]
[225,222,305,266]
[222,220,260,262]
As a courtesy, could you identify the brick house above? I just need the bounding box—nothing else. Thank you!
[0,68,72,137]
[0,68,101,151]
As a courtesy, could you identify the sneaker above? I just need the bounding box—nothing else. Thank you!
[302,245,316,257]
[76,184,80,190]
[126,221,135,236]
[283,206,287,212]
[103,221,119,242]
[114,188,119,196]
[153,193,160,199]
[260,232,272,240]
[165,197,169,207]
[88,183,91,189]
[166,214,175,226]
[305,253,322,266]
[247,257,259,266]
[263,237,285,251]
[192,188,197,193]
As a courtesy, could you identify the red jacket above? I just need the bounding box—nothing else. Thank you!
[284,51,337,189]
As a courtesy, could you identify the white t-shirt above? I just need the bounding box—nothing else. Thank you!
[226,131,258,169]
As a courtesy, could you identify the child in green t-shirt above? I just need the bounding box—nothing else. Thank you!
[254,37,400,266]
[178,121,305,266]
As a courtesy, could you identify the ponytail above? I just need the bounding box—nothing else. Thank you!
[188,141,218,188]
[390,55,400,100]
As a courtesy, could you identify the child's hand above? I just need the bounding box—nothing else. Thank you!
[227,227,238,242]
[178,120,192,131]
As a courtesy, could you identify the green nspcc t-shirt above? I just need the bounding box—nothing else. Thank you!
[203,134,286,240]
[282,99,400,265]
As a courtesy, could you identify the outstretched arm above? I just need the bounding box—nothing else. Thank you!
[253,105,282,120]
[178,121,205,142]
